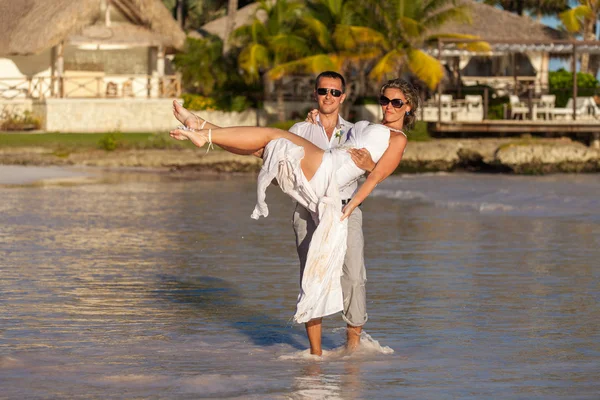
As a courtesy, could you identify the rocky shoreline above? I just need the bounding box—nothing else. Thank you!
[1,138,599,174]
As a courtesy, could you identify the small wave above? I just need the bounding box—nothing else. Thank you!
[370,189,428,202]
[279,330,393,361]
[0,356,25,369]
[370,188,549,216]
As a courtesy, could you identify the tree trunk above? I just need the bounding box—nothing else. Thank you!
[176,0,184,29]
[276,82,285,122]
[581,22,596,74]
[589,55,600,78]
[223,0,238,54]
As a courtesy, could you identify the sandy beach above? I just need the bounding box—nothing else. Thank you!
[2,137,600,175]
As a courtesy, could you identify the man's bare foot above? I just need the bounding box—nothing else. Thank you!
[173,100,202,129]
[346,325,362,352]
[169,127,208,149]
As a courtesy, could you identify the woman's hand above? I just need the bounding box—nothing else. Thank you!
[341,201,358,221]
[348,148,376,172]
[305,109,319,124]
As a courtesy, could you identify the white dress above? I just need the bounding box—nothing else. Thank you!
[251,121,390,323]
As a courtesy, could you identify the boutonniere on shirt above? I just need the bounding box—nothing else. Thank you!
[334,128,343,144]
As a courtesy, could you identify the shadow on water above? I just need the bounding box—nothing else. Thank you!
[154,274,337,350]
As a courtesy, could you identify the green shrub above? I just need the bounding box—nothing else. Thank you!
[141,134,183,149]
[181,93,218,111]
[268,120,297,130]
[549,68,599,107]
[0,110,41,131]
[98,133,120,151]
[406,121,431,141]
[354,97,378,105]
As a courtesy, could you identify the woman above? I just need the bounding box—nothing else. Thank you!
[169,78,418,324]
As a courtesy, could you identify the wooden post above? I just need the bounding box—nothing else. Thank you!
[157,45,165,97]
[528,85,533,120]
[572,43,578,121]
[483,87,489,120]
[512,53,517,94]
[56,41,64,98]
[437,39,442,126]
[591,132,600,149]
[147,47,155,98]
[50,46,56,97]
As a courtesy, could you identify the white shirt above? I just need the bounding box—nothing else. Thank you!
[289,115,356,198]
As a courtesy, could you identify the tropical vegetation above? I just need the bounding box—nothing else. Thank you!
[161,0,600,119]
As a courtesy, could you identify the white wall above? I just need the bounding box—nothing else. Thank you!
[195,109,265,127]
[34,98,182,132]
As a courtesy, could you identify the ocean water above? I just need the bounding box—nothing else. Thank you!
[1,168,599,399]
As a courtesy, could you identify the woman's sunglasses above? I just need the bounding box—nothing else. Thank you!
[379,95,405,108]
[316,88,343,97]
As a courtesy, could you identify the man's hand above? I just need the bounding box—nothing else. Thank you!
[305,109,319,125]
[348,148,376,172]
[252,148,265,158]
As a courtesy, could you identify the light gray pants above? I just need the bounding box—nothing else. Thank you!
[292,203,367,327]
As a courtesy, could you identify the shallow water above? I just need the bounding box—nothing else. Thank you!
[1,168,599,399]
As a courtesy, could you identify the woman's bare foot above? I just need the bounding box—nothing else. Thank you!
[173,100,202,129]
[169,127,208,149]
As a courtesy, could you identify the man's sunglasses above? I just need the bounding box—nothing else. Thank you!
[316,88,343,97]
[379,95,405,108]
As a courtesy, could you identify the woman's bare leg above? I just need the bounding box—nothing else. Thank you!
[169,126,324,180]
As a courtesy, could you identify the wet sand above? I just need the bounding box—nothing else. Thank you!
[0,165,95,185]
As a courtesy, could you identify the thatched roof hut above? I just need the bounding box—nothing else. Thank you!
[435,0,565,43]
[0,0,185,56]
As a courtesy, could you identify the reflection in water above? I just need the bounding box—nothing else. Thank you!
[1,171,599,399]
[154,274,307,349]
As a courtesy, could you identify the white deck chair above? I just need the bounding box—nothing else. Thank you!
[455,95,483,121]
[509,95,529,119]
[536,94,555,120]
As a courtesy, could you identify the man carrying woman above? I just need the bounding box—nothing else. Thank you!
[170,76,418,356]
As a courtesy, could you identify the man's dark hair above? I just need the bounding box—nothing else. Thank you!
[315,71,346,93]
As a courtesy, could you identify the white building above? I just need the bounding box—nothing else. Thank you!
[0,0,186,132]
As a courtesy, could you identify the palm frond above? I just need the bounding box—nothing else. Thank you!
[238,43,270,81]
[399,17,421,39]
[269,34,311,61]
[301,15,332,50]
[268,54,340,80]
[333,25,389,51]
[368,48,406,82]
[406,48,444,89]
[559,5,591,33]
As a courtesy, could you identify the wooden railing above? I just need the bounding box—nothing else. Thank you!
[0,75,181,100]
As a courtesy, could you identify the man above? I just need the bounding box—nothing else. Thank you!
[289,71,375,356]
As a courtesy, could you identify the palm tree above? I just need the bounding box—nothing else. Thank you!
[361,0,489,90]
[232,0,312,120]
[559,0,600,75]
[223,0,239,54]
[173,36,229,95]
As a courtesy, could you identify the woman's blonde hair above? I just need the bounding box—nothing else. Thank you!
[380,79,420,130]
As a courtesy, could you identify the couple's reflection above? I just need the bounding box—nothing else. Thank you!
[290,360,362,399]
